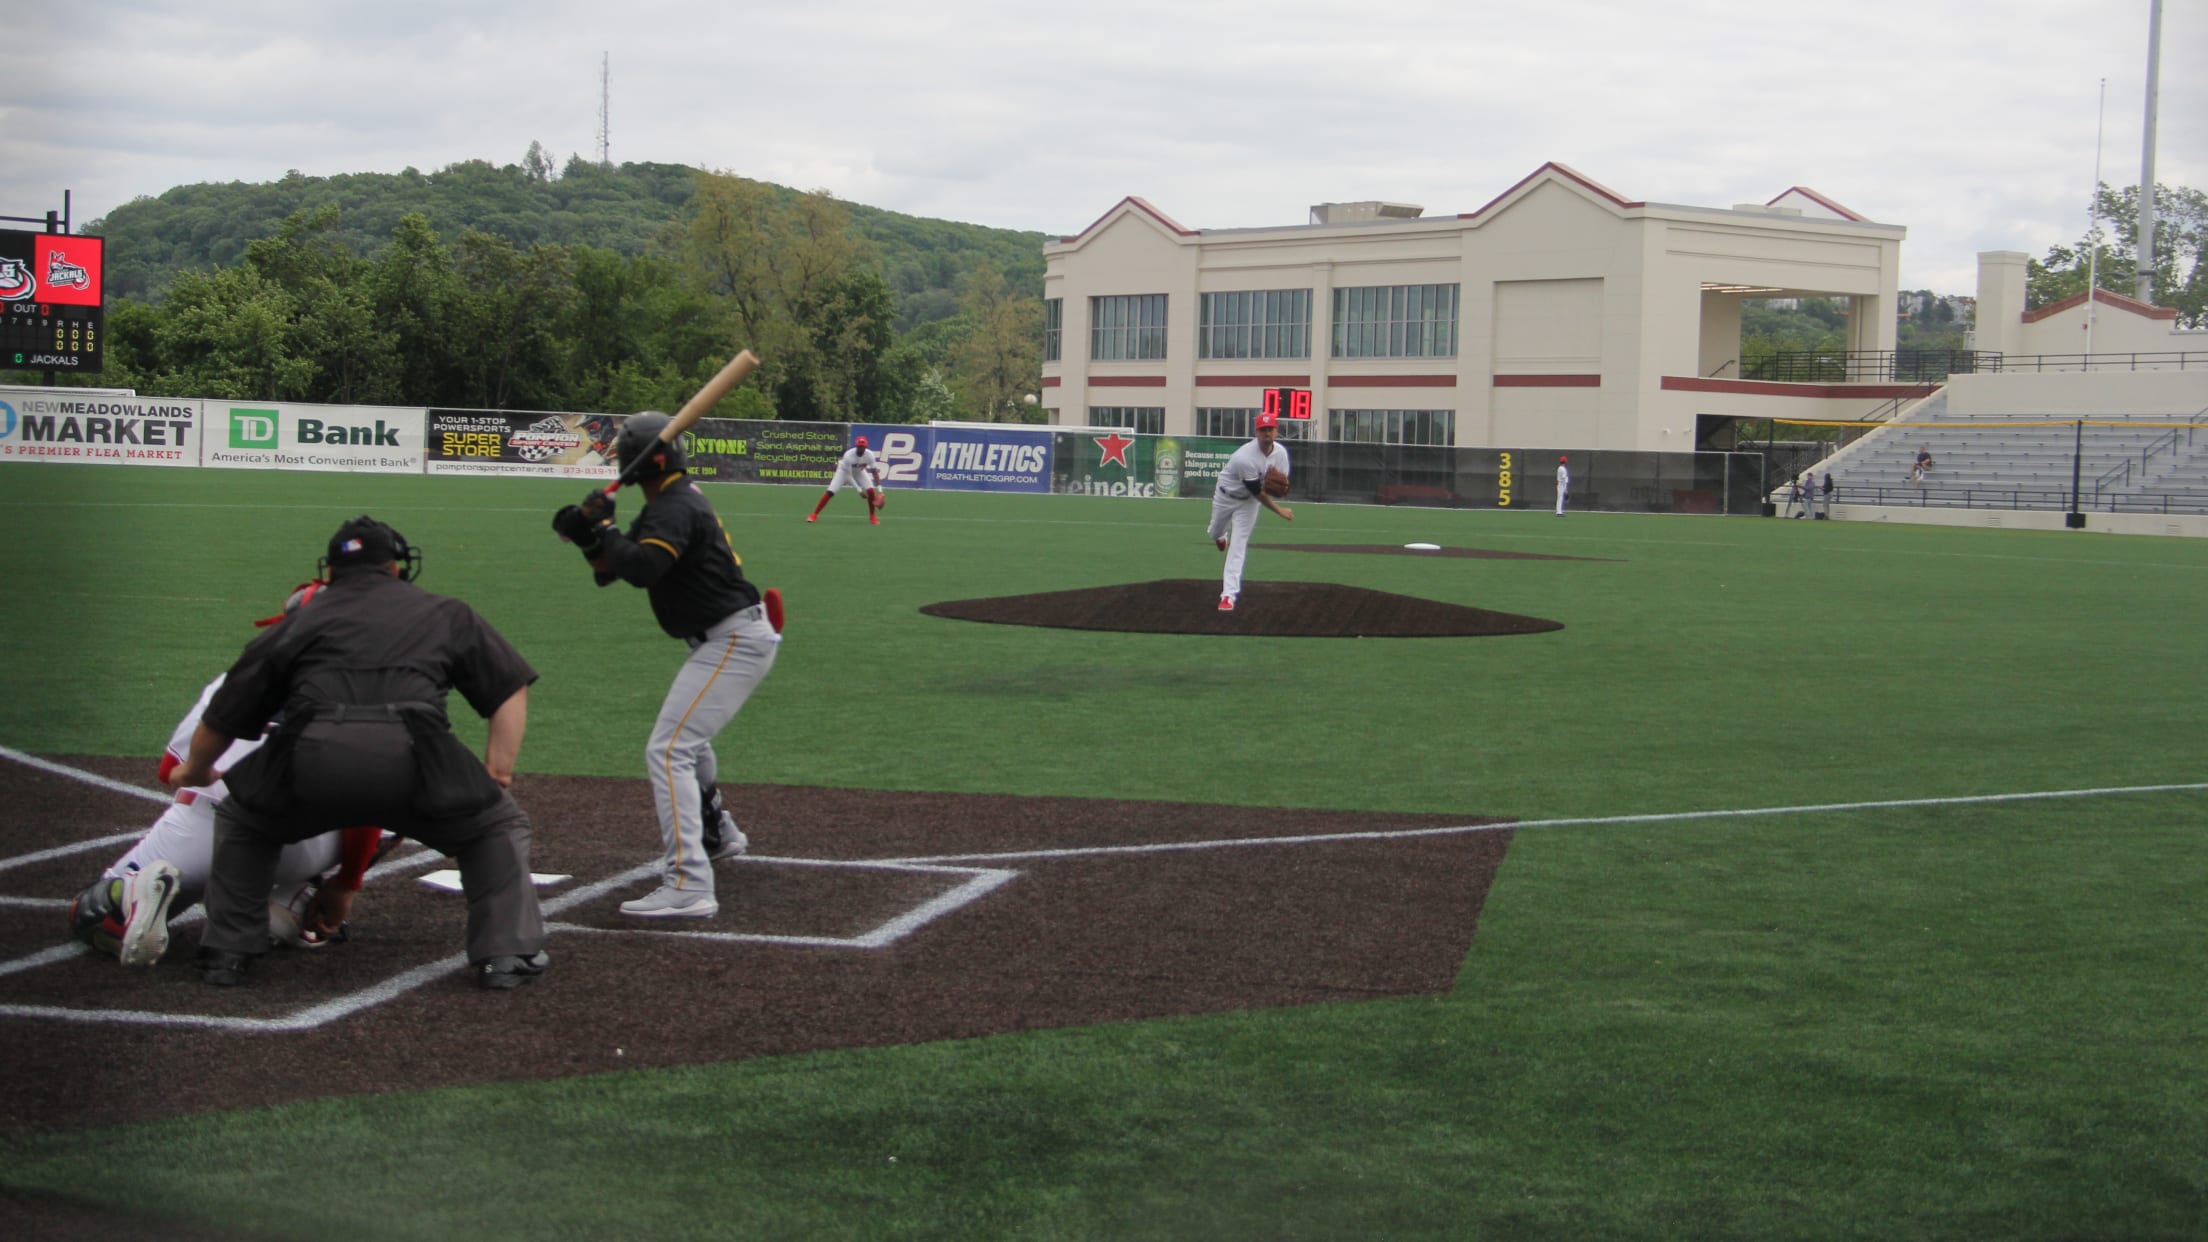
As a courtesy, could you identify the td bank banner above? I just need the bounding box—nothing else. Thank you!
[207,403,425,472]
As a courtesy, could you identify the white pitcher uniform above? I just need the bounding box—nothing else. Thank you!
[1207,439,1289,603]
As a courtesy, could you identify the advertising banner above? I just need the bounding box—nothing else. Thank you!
[0,387,201,466]
[424,409,620,478]
[850,423,930,490]
[1056,430,1242,500]
[737,421,849,486]
[202,402,424,473]
[923,424,1051,493]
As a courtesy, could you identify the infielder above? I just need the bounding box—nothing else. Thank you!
[67,583,384,968]
[554,413,781,919]
[1207,409,1294,612]
[1556,455,1570,516]
[807,434,885,525]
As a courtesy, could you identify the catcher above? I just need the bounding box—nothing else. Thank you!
[1206,409,1294,612]
[66,581,386,969]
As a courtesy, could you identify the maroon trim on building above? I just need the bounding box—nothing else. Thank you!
[1193,374,1314,387]
[1662,376,1939,400]
[1087,376,1169,387]
[2021,287,2179,323]
[1493,374,1600,388]
[1061,196,1198,244]
[1040,376,1061,387]
[1766,187,1865,222]
[1458,162,1643,221]
[1328,375,1459,388]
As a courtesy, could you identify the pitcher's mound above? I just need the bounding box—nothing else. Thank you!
[921,579,1562,638]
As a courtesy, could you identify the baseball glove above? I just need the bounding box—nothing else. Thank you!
[1262,468,1291,498]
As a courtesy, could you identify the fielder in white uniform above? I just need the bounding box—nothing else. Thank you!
[807,435,885,525]
[1206,410,1295,612]
[1555,455,1570,516]
[65,584,381,967]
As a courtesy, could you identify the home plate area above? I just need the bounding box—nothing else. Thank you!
[0,758,1513,1134]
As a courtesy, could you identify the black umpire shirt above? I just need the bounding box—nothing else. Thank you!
[204,568,538,742]
[593,474,760,639]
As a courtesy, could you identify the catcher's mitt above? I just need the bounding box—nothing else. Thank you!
[1262,468,1291,498]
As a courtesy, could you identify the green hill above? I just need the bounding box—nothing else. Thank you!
[89,152,1046,333]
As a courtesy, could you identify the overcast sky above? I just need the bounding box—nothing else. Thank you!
[6,1,2200,294]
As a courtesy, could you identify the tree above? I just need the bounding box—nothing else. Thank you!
[946,261,1041,421]
[2028,181,2206,329]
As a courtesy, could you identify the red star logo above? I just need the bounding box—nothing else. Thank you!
[1095,432,1134,469]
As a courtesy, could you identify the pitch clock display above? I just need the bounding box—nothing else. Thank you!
[1261,387,1312,420]
[1,230,105,373]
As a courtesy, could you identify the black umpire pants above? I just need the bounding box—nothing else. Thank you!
[201,793,545,965]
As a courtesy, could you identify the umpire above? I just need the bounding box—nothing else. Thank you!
[167,516,551,990]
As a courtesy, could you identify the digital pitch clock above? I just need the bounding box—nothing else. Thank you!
[1261,387,1312,420]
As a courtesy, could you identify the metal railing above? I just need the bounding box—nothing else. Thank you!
[1742,349,2208,383]
[1838,482,2208,515]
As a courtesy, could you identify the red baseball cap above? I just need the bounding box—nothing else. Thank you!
[1255,411,1279,429]
[855,435,869,449]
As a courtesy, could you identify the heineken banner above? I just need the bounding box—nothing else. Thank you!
[922,424,1051,493]
[1056,429,1242,499]
[425,409,620,478]
[203,402,422,473]
[0,387,203,467]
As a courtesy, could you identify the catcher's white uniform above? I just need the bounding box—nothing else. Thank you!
[826,447,882,495]
[105,675,349,916]
[1207,439,1290,604]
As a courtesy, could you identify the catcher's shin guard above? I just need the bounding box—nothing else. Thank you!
[67,876,127,956]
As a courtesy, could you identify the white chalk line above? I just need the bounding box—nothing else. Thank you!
[544,860,1018,949]
[874,781,2208,866]
[0,744,171,805]
[2,749,2201,1029]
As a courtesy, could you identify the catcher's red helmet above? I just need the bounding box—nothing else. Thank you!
[253,580,327,628]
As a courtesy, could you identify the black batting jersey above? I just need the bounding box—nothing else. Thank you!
[596,474,760,639]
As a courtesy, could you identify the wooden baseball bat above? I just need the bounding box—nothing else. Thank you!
[604,348,761,494]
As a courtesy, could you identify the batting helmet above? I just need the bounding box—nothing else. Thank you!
[614,412,686,483]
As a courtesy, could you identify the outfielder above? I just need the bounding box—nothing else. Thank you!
[1556,455,1570,516]
[66,582,384,968]
[807,434,885,525]
[554,413,781,919]
[1206,409,1294,612]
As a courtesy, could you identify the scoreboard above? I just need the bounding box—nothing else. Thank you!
[1,229,104,373]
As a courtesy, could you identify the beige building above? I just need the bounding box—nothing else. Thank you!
[1041,162,1912,451]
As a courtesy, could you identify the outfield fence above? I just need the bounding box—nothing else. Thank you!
[0,387,1764,515]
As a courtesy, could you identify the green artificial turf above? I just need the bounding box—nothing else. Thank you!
[2,464,2203,1240]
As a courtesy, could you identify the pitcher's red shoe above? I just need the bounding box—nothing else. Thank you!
[1217,595,1235,612]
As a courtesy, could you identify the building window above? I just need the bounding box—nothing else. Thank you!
[1199,290,1312,359]
[1042,298,1062,363]
[1196,407,1310,440]
[1330,284,1459,358]
[1088,406,1165,435]
[1090,294,1168,361]
[1327,408,1456,446]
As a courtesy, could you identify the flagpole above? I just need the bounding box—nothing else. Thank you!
[2085,78,2106,365]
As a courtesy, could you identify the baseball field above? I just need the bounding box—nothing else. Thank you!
[1,462,2203,1240]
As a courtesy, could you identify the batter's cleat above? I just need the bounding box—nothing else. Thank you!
[1216,536,1228,551]
[619,884,719,919]
[702,814,749,862]
[66,875,127,956]
[118,861,183,967]
[476,950,550,991]
[194,947,256,987]
[1218,595,1236,612]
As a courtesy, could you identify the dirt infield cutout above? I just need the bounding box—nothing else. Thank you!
[921,578,1563,637]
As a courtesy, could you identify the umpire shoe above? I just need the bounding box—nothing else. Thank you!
[477,950,551,991]
[619,884,719,919]
[194,947,256,987]
[119,861,183,967]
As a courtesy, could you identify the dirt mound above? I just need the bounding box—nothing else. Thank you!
[921,579,1562,638]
